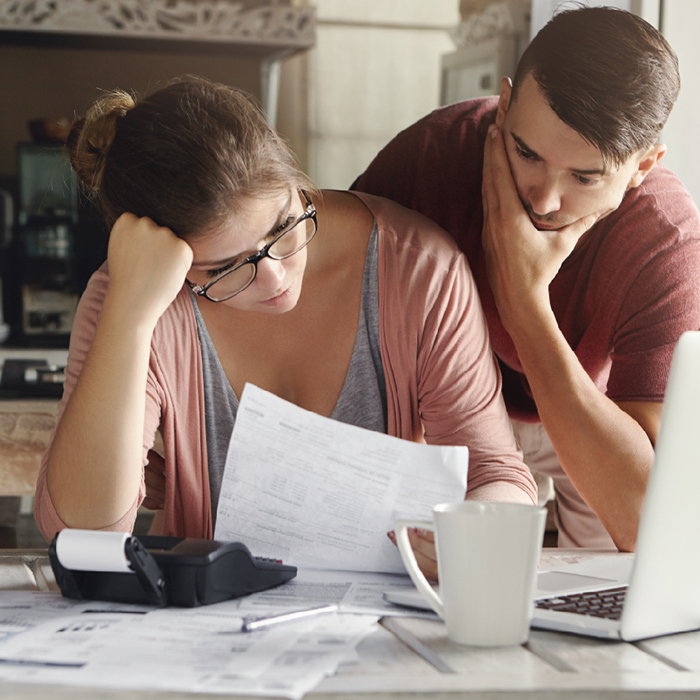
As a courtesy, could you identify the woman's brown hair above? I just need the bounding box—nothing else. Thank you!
[66,77,314,239]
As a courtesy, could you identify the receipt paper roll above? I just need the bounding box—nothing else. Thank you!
[55,529,134,573]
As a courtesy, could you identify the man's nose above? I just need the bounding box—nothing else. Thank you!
[527,176,562,217]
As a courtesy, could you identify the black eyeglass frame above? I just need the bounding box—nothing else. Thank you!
[187,190,317,303]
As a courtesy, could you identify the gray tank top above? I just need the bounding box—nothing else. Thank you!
[191,224,387,521]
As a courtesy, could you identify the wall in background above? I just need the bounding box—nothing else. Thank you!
[530,0,661,39]
[0,1,461,192]
[3,1,695,205]
[659,0,700,208]
[278,0,460,189]
[0,45,262,177]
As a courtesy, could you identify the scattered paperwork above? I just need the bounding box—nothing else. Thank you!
[0,590,378,698]
[0,384,464,696]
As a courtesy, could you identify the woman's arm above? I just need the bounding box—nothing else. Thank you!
[376,200,537,580]
[43,214,193,531]
[415,252,537,503]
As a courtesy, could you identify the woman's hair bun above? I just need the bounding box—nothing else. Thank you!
[66,90,135,192]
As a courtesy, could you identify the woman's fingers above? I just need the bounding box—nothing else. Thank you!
[142,449,166,510]
[106,213,194,327]
[388,528,438,583]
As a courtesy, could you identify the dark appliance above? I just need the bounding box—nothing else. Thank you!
[0,189,12,343]
[4,143,108,347]
[50,532,298,608]
[15,143,79,345]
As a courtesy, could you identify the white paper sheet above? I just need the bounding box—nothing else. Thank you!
[0,591,379,699]
[0,591,152,641]
[215,384,468,574]
[0,565,434,698]
[232,568,437,618]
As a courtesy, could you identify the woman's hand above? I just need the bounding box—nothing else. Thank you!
[142,449,166,511]
[106,213,194,329]
[388,528,438,582]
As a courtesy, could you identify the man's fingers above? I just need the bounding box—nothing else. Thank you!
[481,124,499,213]
[485,124,511,176]
[555,208,609,253]
[482,124,525,221]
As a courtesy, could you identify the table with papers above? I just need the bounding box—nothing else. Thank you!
[5,386,700,696]
[1,548,700,699]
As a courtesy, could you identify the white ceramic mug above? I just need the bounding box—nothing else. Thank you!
[395,501,546,646]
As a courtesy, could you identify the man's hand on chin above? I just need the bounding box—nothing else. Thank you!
[481,123,603,331]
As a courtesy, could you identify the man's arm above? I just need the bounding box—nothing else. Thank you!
[481,124,656,552]
[502,321,656,552]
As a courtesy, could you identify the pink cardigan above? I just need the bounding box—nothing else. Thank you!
[35,192,536,541]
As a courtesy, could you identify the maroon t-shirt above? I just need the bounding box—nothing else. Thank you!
[353,97,700,421]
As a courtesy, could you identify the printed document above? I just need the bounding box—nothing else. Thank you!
[215,384,469,573]
[0,591,377,699]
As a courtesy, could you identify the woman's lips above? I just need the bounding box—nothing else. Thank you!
[260,284,294,307]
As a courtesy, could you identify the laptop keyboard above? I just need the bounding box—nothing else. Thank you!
[535,585,628,620]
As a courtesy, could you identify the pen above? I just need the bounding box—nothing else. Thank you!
[241,604,338,633]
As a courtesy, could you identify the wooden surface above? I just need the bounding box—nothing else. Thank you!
[0,549,699,698]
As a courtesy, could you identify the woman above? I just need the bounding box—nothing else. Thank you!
[35,77,536,578]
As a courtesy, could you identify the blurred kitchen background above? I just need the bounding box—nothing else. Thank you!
[0,0,697,543]
[1,0,699,351]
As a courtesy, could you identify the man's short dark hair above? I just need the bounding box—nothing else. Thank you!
[511,5,680,168]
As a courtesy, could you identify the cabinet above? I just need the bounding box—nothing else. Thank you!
[441,35,519,104]
[0,0,316,129]
[440,0,528,106]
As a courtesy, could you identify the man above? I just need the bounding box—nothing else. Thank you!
[353,6,700,551]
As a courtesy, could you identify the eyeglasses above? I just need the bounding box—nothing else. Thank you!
[187,191,317,303]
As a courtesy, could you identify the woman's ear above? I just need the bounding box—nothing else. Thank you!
[495,77,512,128]
[629,143,666,189]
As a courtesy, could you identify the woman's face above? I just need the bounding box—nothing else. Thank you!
[187,190,309,314]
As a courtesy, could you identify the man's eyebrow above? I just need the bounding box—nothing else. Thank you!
[571,165,607,176]
[193,193,293,269]
[510,131,606,177]
[511,132,541,159]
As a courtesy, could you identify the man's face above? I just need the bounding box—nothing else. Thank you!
[497,74,656,232]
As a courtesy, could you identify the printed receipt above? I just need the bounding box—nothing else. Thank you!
[214,383,468,573]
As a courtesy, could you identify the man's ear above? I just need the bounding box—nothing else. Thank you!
[495,77,512,128]
[629,143,666,189]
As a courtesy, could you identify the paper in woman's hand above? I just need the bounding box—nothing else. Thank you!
[214,384,468,574]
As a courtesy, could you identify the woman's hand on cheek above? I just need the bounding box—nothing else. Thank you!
[106,213,194,328]
[388,528,438,583]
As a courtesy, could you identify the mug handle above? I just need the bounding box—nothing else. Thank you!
[394,519,444,618]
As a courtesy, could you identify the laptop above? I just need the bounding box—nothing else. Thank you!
[385,331,700,641]
[532,330,700,640]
